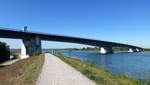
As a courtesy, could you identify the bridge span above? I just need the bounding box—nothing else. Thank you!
[0,27,143,59]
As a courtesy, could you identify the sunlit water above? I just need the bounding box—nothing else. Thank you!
[49,51,150,80]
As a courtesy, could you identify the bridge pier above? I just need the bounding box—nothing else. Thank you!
[139,49,144,52]
[20,36,41,59]
[100,47,113,54]
[128,48,137,52]
[136,48,140,52]
[136,48,144,52]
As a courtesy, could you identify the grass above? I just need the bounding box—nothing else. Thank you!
[0,54,44,85]
[10,50,20,59]
[52,53,150,85]
[143,50,150,52]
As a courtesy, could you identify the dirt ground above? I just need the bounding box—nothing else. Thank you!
[0,54,44,85]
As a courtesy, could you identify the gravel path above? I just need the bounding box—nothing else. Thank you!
[36,53,96,85]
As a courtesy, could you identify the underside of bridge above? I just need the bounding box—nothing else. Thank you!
[20,39,143,59]
[0,27,144,59]
[21,41,143,59]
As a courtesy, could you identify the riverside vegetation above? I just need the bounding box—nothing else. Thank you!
[53,53,150,85]
[53,47,150,52]
[0,42,10,63]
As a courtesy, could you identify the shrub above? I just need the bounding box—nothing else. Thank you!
[0,42,10,63]
[32,52,41,56]
[11,53,19,59]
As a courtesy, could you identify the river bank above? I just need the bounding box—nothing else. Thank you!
[54,51,150,80]
[0,54,44,85]
[53,53,150,85]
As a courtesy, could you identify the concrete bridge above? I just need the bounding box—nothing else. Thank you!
[0,27,143,59]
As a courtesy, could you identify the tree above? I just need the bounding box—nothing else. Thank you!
[0,42,10,63]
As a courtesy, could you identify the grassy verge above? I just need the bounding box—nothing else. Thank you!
[52,53,149,85]
[144,51,150,52]
[0,54,44,85]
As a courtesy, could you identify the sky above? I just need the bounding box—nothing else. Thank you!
[0,0,150,49]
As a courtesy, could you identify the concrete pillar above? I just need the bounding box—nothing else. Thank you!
[100,47,113,54]
[20,41,29,59]
[20,36,41,59]
[128,48,137,52]
[136,48,140,52]
[141,49,144,52]
[137,48,144,52]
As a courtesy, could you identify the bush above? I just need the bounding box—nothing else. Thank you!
[0,42,10,63]
[32,52,41,56]
[11,53,19,59]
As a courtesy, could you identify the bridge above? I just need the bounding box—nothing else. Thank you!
[0,27,143,59]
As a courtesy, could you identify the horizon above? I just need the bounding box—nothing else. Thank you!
[0,0,150,49]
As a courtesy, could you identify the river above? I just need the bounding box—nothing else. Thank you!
[49,51,150,80]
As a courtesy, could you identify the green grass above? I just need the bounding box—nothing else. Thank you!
[143,49,150,52]
[52,53,150,85]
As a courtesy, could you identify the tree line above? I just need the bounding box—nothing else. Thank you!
[0,42,10,63]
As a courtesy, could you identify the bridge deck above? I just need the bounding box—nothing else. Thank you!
[0,28,143,49]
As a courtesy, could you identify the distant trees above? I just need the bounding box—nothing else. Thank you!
[80,47,100,51]
[0,42,10,63]
[112,47,129,51]
[80,47,129,51]
[49,46,130,51]
[144,48,150,52]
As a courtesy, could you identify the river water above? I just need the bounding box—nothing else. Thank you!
[49,51,150,80]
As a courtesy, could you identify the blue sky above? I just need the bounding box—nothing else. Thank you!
[0,0,150,49]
